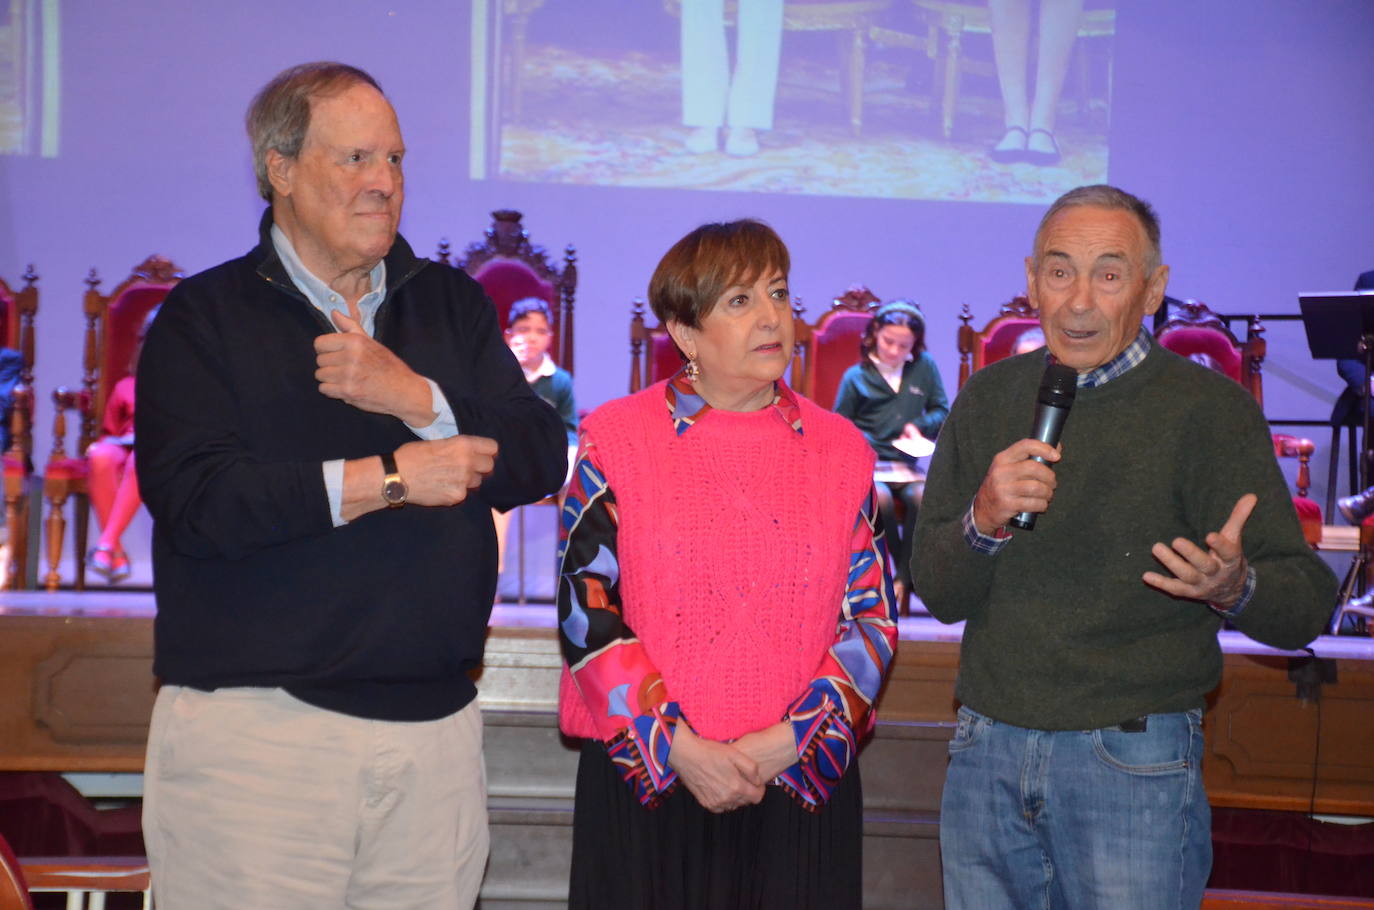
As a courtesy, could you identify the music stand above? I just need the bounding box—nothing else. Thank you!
[1300,291,1374,632]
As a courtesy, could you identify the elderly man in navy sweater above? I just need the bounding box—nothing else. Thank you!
[135,62,566,908]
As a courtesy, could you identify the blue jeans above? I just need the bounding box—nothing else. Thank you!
[940,706,1210,910]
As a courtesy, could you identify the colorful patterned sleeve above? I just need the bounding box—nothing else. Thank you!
[558,430,682,808]
[777,484,899,811]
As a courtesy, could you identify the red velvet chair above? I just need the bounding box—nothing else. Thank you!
[1155,298,1265,405]
[439,209,577,375]
[629,298,687,393]
[797,285,879,408]
[956,295,1041,389]
[0,266,38,589]
[43,256,183,590]
[445,211,578,600]
[1155,299,1321,546]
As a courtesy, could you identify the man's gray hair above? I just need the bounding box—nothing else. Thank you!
[246,62,383,202]
[1032,184,1162,272]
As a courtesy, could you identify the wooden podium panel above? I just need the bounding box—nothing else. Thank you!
[1206,650,1374,813]
[0,595,155,772]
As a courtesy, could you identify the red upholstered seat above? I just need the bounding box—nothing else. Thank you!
[445,209,577,374]
[1151,325,1243,382]
[797,286,879,408]
[469,259,555,329]
[1292,497,1322,546]
[41,457,87,482]
[1155,298,1264,404]
[957,296,1040,389]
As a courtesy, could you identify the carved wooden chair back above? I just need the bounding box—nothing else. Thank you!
[956,296,1041,388]
[0,267,38,589]
[443,209,578,374]
[44,255,184,590]
[797,286,879,408]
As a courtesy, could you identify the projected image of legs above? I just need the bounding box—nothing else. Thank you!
[477,1,1114,203]
[680,0,782,157]
[988,0,1085,165]
[0,0,58,157]
[0,0,26,154]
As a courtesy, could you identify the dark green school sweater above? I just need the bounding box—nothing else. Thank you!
[912,343,1336,730]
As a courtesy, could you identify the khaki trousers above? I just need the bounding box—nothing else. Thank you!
[143,685,488,909]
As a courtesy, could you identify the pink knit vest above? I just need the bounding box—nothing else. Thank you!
[558,382,876,741]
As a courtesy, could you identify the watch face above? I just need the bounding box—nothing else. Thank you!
[383,477,408,505]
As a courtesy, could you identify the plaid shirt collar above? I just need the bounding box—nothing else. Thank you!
[664,368,805,437]
[1070,326,1152,389]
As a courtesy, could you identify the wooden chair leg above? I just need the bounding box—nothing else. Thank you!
[44,489,66,592]
[4,485,18,591]
[14,494,28,589]
[1352,425,1362,496]
[1329,424,1343,521]
[73,493,89,592]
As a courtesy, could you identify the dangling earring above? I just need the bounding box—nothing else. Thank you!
[684,356,701,383]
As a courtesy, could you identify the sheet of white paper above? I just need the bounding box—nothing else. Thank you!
[892,435,935,459]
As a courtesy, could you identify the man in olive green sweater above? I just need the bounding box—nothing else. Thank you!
[913,184,1336,910]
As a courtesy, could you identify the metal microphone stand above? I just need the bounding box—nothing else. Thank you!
[1332,333,1374,631]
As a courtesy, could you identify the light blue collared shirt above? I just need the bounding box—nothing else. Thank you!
[270,225,458,526]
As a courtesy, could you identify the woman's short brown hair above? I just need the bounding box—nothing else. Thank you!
[648,220,790,329]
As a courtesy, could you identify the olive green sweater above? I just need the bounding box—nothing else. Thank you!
[912,344,1336,730]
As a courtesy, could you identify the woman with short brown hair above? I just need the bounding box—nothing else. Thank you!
[557,220,897,908]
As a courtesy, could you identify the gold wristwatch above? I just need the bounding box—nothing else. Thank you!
[380,451,408,508]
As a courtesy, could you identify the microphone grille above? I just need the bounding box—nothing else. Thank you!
[1038,363,1078,408]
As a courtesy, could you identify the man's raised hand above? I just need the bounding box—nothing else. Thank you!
[1143,493,1257,608]
[315,310,434,426]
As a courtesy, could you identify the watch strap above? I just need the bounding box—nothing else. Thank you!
[380,451,406,508]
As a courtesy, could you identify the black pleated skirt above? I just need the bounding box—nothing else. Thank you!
[568,740,863,910]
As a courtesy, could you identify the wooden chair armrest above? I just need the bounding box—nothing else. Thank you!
[1271,433,1315,459]
[19,856,150,892]
[47,385,93,462]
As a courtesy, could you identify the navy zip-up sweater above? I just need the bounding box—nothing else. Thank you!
[136,210,567,721]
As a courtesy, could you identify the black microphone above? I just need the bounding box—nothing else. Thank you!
[1008,362,1078,531]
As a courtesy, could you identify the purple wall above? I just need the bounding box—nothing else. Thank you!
[1,0,1372,526]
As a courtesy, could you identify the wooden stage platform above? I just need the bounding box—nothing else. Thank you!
[2,591,1373,817]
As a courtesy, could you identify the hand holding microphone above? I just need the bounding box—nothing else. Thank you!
[971,363,1077,535]
[1009,364,1077,530]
